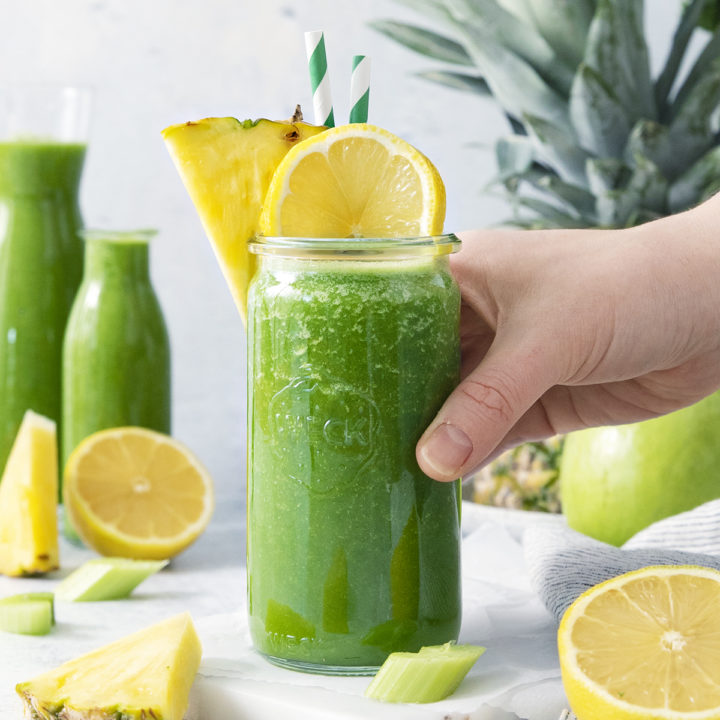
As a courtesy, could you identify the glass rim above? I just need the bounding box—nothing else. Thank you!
[0,85,93,143]
[81,228,158,244]
[249,234,460,259]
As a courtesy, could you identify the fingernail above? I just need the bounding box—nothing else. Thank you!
[419,423,473,478]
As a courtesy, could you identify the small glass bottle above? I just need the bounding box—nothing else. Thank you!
[62,230,171,518]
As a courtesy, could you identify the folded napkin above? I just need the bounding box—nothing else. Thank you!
[524,499,720,621]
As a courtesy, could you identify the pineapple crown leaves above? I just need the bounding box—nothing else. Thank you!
[372,0,720,228]
[687,0,720,31]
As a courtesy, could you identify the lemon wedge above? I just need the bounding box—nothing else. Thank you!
[64,428,213,560]
[259,123,446,238]
[559,565,720,720]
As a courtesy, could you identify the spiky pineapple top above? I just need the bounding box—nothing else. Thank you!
[373,0,720,228]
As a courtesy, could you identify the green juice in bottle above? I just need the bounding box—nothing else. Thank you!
[62,230,171,536]
[0,141,86,472]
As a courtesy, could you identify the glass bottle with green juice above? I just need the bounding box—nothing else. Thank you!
[62,230,171,539]
[246,235,462,675]
[0,87,91,474]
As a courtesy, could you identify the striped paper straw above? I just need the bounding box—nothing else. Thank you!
[304,30,335,127]
[349,55,370,123]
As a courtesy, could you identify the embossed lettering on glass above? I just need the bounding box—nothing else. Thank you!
[247,235,463,675]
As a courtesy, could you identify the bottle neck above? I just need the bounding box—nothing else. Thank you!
[84,239,151,283]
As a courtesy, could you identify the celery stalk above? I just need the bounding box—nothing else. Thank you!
[365,642,485,703]
[0,597,53,635]
[55,557,168,601]
[0,592,55,621]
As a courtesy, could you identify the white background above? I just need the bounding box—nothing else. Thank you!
[1,0,684,500]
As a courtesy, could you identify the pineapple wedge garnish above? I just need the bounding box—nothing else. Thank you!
[162,115,326,320]
[0,410,58,576]
[16,613,201,720]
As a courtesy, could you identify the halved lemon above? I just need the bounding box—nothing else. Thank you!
[64,428,214,560]
[559,565,720,720]
[259,123,446,238]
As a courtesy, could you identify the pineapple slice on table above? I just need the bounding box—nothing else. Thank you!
[162,113,326,320]
[0,410,58,576]
[16,613,201,720]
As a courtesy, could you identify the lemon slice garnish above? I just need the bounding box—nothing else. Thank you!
[259,123,446,238]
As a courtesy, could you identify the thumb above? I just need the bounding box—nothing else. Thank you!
[416,336,554,481]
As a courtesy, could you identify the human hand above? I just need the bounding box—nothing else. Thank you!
[417,197,720,482]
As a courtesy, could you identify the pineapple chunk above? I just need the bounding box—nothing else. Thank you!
[0,410,58,576]
[16,613,201,720]
[161,116,326,320]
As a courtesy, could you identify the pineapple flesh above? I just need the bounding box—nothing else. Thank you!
[162,116,326,320]
[16,613,201,720]
[0,410,58,576]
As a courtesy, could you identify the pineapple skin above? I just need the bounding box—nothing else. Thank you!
[20,697,157,719]
[20,701,149,719]
[162,117,326,321]
[16,613,201,720]
[0,411,58,576]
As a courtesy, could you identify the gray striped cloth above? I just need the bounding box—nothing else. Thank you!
[524,499,720,622]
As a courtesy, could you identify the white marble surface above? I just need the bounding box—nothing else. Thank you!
[0,502,569,719]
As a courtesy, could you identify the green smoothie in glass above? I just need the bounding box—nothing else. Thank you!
[247,235,461,674]
[62,230,171,471]
[0,140,86,472]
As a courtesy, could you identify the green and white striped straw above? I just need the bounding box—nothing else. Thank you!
[304,30,335,127]
[349,55,370,124]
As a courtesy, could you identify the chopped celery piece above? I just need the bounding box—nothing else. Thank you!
[365,642,485,703]
[0,592,55,622]
[0,596,53,635]
[55,557,168,601]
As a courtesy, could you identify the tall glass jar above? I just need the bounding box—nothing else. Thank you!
[62,229,171,478]
[0,86,91,473]
[247,235,462,675]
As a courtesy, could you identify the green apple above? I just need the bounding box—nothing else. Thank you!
[560,390,720,546]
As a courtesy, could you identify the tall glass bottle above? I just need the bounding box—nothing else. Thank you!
[0,87,91,473]
[62,229,171,476]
